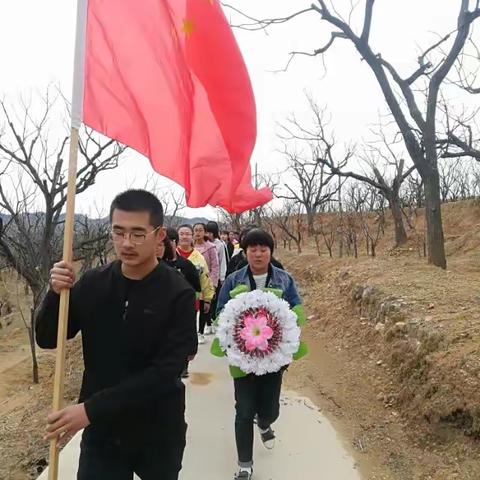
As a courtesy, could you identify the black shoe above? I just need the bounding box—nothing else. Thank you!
[234,468,253,480]
[259,426,275,450]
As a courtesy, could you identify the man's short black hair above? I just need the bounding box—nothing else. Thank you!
[206,221,220,239]
[241,228,274,254]
[110,189,164,228]
[166,227,179,243]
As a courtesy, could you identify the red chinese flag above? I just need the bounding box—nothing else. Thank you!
[82,0,272,213]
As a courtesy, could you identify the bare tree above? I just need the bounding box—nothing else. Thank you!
[142,176,187,228]
[357,191,386,257]
[217,210,245,233]
[278,99,352,235]
[74,212,112,274]
[0,90,124,382]
[280,98,412,246]
[437,156,480,201]
[277,144,338,235]
[228,1,480,269]
[342,182,368,259]
[161,191,186,228]
[249,168,280,227]
[320,144,414,247]
[271,200,304,254]
[439,158,462,202]
[316,216,337,258]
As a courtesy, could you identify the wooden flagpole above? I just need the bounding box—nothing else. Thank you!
[47,0,87,478]
[47,127,80,480]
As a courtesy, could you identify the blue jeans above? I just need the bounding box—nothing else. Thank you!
[234,371,283,467]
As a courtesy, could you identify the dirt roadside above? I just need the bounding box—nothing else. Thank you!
[284,250,480,480]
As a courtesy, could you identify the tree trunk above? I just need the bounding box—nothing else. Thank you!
[389,196,408,247]
[307,210,315,236]
[271,232,278,250]
[295,239,302,254]
[424,172,447,269]
[314,234,322,256]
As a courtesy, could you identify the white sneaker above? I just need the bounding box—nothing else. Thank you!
[198,334,206,345]
[234,468,253,480]
[204,326,212,335]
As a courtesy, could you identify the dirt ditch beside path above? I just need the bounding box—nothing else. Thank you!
[284,251,480,480]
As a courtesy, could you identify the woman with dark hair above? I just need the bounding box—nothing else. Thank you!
[221,230,234,260]
[205,221,229,324]
[157,230,201,293]
[205,221,228,286]
[176,224,214,345]
[213,228,306,480]
[226,226,284,277]
[157,230,201,379]
[193,222,219,338]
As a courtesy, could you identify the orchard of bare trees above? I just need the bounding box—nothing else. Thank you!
[223,0,480,269]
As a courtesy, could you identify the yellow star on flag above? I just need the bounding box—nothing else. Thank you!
[182,18,195,37]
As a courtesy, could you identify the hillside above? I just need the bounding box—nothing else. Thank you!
[282,200,480,479]
[0,199,479,479]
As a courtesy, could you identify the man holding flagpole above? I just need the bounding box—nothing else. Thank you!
[36,189,197,479]
[39,0,271,476]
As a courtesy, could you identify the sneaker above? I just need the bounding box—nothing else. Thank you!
[198,334,206,345]
[234,468,253,480]
[259,426,275,450]
[204,326,212,335]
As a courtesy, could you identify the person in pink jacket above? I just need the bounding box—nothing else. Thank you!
[194,223,220,337]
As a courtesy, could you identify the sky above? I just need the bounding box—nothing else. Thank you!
[0,0,475,219]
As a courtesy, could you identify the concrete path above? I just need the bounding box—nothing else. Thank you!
[38,340,361,479]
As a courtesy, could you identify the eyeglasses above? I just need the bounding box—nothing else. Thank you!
[110,227,160,245]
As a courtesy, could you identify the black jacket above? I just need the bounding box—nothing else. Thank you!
[226,241,234,260]
[35,260,197,444]
[165,256,201,293]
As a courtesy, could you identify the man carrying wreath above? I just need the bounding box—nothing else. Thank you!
[212,229,308,480]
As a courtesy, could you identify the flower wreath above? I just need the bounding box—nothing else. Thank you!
[215,289,301,376]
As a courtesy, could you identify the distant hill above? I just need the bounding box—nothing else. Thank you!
[0,212,210,230]
[171,216,211,226]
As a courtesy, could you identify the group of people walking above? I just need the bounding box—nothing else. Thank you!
[35,189,304,480]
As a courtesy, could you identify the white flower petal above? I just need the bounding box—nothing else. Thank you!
[216,290,302,375]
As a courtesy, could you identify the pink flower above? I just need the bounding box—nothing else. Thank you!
[240,314,274,352]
